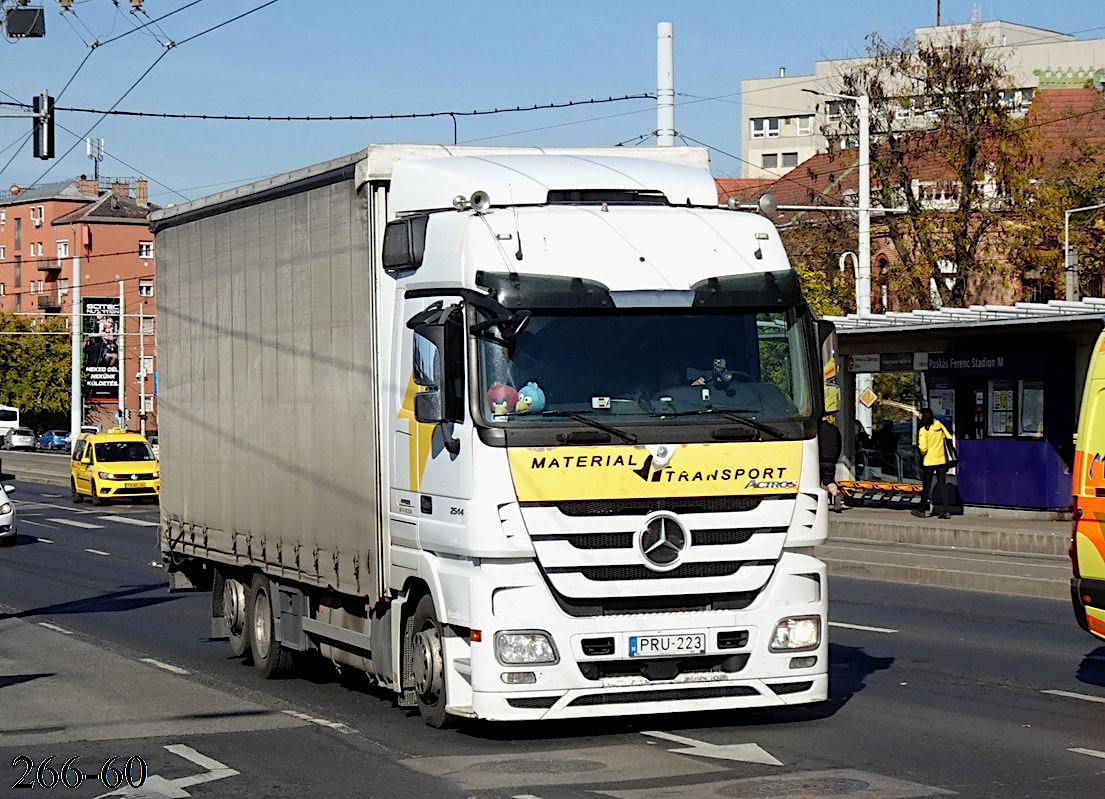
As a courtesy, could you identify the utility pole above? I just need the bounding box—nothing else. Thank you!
[70,257,81,448]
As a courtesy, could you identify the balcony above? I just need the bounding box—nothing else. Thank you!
[37,294,61,313]
[37,258,62,273]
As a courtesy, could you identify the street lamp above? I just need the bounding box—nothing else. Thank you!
[1064,201,1105,301]
[804,88,871,316]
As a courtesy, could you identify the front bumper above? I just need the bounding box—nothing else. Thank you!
[442,551,829,721]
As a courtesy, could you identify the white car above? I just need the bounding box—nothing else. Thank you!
[3,427,35,451]
[0,483,15,546]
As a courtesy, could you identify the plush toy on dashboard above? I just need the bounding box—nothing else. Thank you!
[486,381,519,415]
[515,381,546,414]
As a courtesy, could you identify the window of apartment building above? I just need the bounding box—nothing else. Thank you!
[797,116,812,136]
[782,152,799,168]
[28,281,35,295]
[0,246,5,260]
[57,278,68,295]
[14,255,20,287]
[825,101,842,122]
[138,241,153,258]
[56,240,69,259]
[761,153,779,169]
[138,278,154,297]
[750,117,781,138]
[0,283,4,296]
[37,279,43,293]
[140,316,154,336]
[34,242,43,256]
[140,355,154,376]
[14,218,21,249]
[142,395,154,413]
[0,209,5,225]
[29,205,44,226]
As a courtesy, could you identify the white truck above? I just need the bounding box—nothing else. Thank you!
[153,144,833,726]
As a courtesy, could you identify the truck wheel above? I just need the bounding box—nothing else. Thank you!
[410,594,449,728]
[222,576,250,657]
[90,479,103,506]
[71,479,83,504]
[248,574,293,678]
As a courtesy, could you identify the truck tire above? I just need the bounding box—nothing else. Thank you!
[90,479,103,506]
[222,576,250,657]
[248,573,294,678]
[71,479,83,504]
[410,594,449,728]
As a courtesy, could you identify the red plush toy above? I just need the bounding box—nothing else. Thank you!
[486,381,518,414]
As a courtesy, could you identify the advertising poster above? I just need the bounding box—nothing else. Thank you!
[82,296,121,402]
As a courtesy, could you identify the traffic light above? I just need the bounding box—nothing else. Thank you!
[32,92,54,160]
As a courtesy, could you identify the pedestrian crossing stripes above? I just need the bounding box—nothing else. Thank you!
[47,517,101,529]
[100,515,159,527]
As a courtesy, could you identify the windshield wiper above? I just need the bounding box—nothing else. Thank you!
[541,410,638,444]
[651,407,785,440]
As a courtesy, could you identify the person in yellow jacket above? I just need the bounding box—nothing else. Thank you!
[911,407,953,519]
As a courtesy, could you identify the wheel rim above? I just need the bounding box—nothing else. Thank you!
[252,588,272,660]
[223,579,246,637]
[413,624,443,703]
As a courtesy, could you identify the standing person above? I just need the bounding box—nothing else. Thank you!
[818,412,843,511]
[912,407,952,519]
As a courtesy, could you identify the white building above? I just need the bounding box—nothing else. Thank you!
[740,20,1105,178]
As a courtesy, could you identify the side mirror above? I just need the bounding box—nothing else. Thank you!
[414,389,444,425]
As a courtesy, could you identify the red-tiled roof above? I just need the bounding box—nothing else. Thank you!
[714,177,774,203]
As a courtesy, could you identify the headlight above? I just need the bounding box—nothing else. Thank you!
[98,471,120,480]
[152,471,159,479]
[0,502,11,514]
[770,616,821,651]
[495,631,558,665]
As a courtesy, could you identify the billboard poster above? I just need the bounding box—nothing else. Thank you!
[82,296,121,402]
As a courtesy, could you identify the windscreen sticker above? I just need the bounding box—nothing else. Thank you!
[508,441,803,502]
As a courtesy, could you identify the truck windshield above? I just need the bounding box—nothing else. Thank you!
[94,441,156,462]
[477,308,814,424]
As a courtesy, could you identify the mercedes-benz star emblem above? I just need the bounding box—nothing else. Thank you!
[636,512,690,571]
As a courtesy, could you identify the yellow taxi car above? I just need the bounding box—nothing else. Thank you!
[71,429,160,505]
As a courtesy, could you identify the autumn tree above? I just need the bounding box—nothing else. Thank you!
[1009,89,1105,300]
[836,27,1030,309]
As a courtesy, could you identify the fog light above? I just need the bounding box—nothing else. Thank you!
[790,655,817,669]
[501,671,537,684]
[770,616,820,651]
[495,631,558,665]
[0,503,11,515]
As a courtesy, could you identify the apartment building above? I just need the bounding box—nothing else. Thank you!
[741,20,1105,178]
[0,177,157,432]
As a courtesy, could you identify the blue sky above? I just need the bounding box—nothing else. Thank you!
[2,0,1102,204]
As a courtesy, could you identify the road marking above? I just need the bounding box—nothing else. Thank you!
[95,744,239,797]
[141,657,190,675]
[101,515,159,527]
[85,548,110,556]
[33,536,54,543]
[1041,689,1105,704]
[641,730,782,765]
[830,621,898,634]
[1070,747,1105,760]
[49,517,101,529]
[281,709,356,734]
[39,622,73,635]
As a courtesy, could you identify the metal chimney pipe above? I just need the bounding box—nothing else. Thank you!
[656,22,675,146]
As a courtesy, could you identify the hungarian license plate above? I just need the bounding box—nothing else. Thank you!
[125,482,146,488]
[629,632,705,657]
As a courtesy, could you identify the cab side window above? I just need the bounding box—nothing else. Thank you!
[72,440,85,461]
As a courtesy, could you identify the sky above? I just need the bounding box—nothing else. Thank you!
[2,1,1103,205]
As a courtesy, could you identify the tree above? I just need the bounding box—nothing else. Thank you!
[779,214,860,317]
[0,312,72,430]
[1009,89,1105,300]
[836,27,1030,309]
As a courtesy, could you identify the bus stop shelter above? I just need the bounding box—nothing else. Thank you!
[825,299,1105,512]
